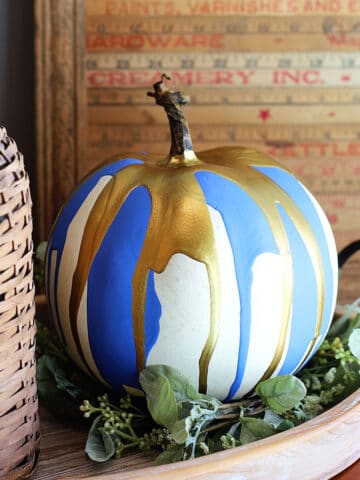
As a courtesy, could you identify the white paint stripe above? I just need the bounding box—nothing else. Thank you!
[206,206,240,400]
[235,253,286,398]
[56,176,112,372]
[147,253,210,391]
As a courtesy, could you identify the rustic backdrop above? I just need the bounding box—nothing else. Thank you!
[35,0,360,249]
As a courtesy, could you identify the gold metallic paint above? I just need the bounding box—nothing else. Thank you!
[69,147,325,392]
[69,154,222,392]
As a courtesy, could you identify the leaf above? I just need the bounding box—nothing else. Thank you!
[36,241,48,262]
[155,446,184,465]
[140,364,203,403]
[85,416,115,462]
[36,355,82,420]
[349,329,360,360]
[263,409,283,428]
[171,417,192,444]
[44,355,83,399]
[275,419,294,432]
[239,417,276,445]
[256,375,306,414]
[329,310,360,343]
[141,375,178,430]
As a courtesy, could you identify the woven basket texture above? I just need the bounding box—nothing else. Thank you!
[0,127,39,480]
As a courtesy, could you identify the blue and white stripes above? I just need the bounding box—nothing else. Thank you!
[46,152,338,400]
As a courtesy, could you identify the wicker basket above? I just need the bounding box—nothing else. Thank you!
[0,127,39,479]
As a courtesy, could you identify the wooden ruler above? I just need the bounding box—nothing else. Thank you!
[85,0,360,248]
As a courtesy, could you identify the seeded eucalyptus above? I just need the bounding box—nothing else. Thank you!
[78,304,359,464]
[36,299,360,465]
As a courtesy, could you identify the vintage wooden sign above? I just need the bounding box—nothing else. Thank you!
[35,0,360,248]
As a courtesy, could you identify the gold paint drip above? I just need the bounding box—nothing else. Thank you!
[199,263,221,392]
[69,164,145,374]
[70,159,221,392]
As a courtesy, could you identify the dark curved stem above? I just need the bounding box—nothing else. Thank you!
[147,74,198,164]
[338,240,360,269]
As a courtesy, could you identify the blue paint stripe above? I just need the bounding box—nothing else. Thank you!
[46,158,143,347]
[87,186,151,389]
[195,171,279,400]
[253,167,335,341]
[144,270,162,358]
[275,205,318,374]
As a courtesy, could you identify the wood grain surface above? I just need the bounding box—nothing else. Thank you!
[31,391,360,480]
[34,0,86,239]
[35,0,360,250]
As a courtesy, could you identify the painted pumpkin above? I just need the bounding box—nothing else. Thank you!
[46,75,338,400]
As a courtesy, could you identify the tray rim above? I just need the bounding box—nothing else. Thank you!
[80,387,360,480]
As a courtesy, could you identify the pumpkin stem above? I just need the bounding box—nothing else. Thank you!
[147,73,200,166]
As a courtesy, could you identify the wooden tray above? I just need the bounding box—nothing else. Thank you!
[33,388,360,480]
[33,257,360,479]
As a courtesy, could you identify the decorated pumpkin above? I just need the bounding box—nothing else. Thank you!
[46,74,338,400]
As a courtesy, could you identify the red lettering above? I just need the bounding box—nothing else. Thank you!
[333,144,348,156]
[187,1,199,15]
[170,71,195,85]
[283,146,297,157]
[273,70,301,84]
[212,1,226,13]
[126,35,145,49]
[303,70,322,84]
[87,34,224,51]
[105,0,117,15]
[303,0,340,12]
[195,71,213,85]
[333,198,345,208]
[286,0,298,12]
[349,143,360,155]
[199,2,212,14]
[236,70,255,84]
[265,142,360,158]
[327,213,338,225]
[273,70,322,85]
[173,35,189,48]
[108,35,124,48]
[193,35,208,47]
[147,35,172,48]
[87,71,107,87]
[348,0,360,12]
[327,34,346,45]
[214,70,233,84]
[87,35,107,49]
[209,34,224,48]
[266,144,297,157]
[321,166,335,175]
